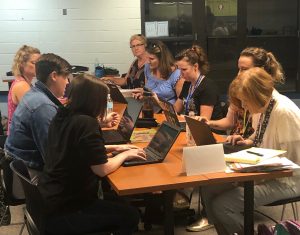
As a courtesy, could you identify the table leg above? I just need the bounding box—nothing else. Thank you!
[163,190,176,235]
[244,181,254,235]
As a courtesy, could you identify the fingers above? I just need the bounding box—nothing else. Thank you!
[226,135,244,145]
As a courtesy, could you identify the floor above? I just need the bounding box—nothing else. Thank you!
[0,190,297,235]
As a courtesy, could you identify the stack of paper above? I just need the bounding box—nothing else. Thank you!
[224,147,299,172]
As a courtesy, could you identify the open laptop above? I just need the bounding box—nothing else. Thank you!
[158,97,186,132]
[123,121,181,167]
[102,97,143,144]
[107,83,128,104]
[184,116,250,154]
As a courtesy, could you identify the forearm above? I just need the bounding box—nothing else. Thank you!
[209,117,235,130]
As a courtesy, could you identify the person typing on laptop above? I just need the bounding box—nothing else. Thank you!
[39,74,146,235]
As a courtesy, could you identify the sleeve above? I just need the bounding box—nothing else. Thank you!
[78,116,108,166]
[170,69,181,89]
[30,104,57,160]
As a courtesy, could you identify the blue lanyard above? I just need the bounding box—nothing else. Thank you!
[185,75,205,113]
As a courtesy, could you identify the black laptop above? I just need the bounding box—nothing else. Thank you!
[102,97,143,144]
[158,97,186,132]
[123,121,181,167]
[184,116,250,154]
[107,83,128,104]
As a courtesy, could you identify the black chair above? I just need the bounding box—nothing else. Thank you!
[0,135,26,234]
[10,160,119,235]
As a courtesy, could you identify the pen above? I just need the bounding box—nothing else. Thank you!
[246,150,263,156]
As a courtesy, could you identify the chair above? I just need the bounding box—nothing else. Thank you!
[10,160,118,235]
[0,135,26,234]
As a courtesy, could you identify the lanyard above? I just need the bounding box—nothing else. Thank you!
[185,75,205,113]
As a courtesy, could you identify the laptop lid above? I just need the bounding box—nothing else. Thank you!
[158,97,183,128]
[116,97,143,140]
[145,121,181,160]
[184,116,217,146]
[107,84,128,104]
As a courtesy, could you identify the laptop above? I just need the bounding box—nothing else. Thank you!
[123,121,181,167]
[107,83,128,104]
[158,97,186,132]
[184,116,250,154]
[102,97,143,144]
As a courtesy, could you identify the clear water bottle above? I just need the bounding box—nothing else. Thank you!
[186,100,196,146]
[107,94,113,114]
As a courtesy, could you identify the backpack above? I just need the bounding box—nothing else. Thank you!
[257,220,300,235]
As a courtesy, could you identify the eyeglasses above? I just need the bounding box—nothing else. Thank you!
[130,43,144,49]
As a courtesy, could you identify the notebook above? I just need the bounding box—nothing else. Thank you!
[184,116,250,154]
[102,97,143,144]
[107,83,128,104]
[123,121,181,167]
[158,97,186,132]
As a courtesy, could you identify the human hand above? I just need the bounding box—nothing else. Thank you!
[102,112,119,128]
[194,116,209,124]
[113,144,139,152]
[123,148,146,161]
[225,134,253,146]
[132,88,144,100]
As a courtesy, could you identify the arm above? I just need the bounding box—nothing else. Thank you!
[199,105,214,120]
[102,76,127,86]
[12,81,31,105]
[208,105,236,130]
[175,78,184,98]
[91,148,146,177]
[173,98,184,113]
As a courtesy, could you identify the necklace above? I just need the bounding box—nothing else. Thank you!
[253,98,276,147]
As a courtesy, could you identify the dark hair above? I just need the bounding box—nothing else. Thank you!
[146,40,175,79]
[35,53,71,83]
[240,47,285,84]
[67,74,109,118]
[175,45,210,75]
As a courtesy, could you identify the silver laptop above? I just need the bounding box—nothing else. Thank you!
[123,121,181,167]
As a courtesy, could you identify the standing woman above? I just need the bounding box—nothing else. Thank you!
[174,45,223,120]
[7,45,40,134]
[143,40,183,104]
[103,34,149,88]
[39,74,145,235]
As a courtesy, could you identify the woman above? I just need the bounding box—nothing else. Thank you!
[38,74,146,235]
[174,45,223,120]
[103,34,148,89]
[202,67,300,235]
[7,45,40,134]
[200,47,284,138]
[143,40,183,104]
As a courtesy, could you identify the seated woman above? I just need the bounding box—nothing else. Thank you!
[200,47,285,138]
[142,40,183,104]
[38,74,146,235]
[103,34,149,89]
[7,45,40,134]
[202,67,300,235]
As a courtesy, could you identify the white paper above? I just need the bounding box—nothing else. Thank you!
[157,21,169,37]
[145,21,157,37]
[183,144,226,176]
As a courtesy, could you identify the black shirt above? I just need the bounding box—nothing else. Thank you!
[179,78,223,121]
[124,59,146,89]
[38,107,108,216]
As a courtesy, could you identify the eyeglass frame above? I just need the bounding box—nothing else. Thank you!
[130,43,144,49]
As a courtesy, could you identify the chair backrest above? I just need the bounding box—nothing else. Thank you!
[10,160,45,235]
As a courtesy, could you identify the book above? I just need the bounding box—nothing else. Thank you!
[130,129,157,143]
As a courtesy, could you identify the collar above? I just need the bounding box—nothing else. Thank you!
[35,81,62,107]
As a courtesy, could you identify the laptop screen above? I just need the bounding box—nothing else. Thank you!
[117,97,142,140]
[147,123,179,158]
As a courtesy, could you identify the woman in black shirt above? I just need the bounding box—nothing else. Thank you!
[39,74,145,235]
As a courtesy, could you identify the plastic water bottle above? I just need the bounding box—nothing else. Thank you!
[107,94,113,114]
[186,100,196,146]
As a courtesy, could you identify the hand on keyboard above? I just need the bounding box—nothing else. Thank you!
[123,148,147,161]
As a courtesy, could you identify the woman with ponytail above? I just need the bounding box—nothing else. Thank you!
[7,45,40,134]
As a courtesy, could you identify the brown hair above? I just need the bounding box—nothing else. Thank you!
[228,78,242,109]
[12,45,40,77]
[175,45,210,75]
[35,53,71,84]
[240,47,285,84]
[233,67,274,109]
[130,34,147,47]
[146,40,175,79]
[67,74,109,118]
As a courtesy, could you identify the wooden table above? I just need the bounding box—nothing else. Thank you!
[107,115,293,235]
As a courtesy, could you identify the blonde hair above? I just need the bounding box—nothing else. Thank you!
[12,45,40,77]
[240,47,285,84]
[130,34,147,47]
[235,67,274,109]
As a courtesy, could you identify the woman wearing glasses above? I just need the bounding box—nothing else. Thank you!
[103,34,149,89]
[7,45,40,135]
